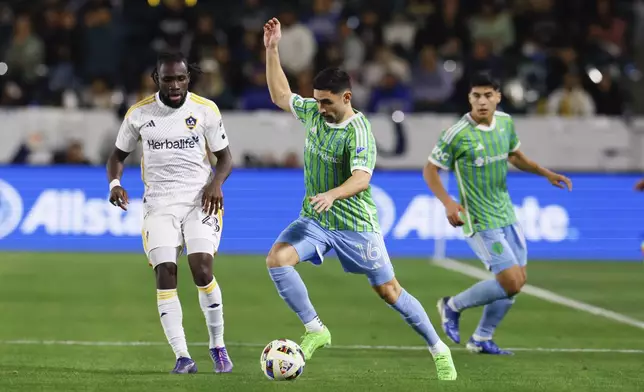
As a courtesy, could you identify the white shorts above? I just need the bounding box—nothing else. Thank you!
[141,204,223,262]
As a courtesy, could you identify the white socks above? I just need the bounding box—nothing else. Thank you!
[157,289,190,359]
[428,340,450,356]
[197,276,225,348]
[304,315,325,333]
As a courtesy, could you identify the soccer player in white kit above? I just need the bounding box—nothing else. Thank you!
[107,52,234,374]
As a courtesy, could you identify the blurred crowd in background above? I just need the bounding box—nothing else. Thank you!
[1,0,644,166]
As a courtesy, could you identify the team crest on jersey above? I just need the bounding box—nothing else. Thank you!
[185,115,197,130]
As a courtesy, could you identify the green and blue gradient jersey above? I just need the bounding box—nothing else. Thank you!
[290,93,380,232]
[429,111,520,236]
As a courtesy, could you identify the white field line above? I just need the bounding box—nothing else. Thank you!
[432,258,644,330]
[1,339,643,354]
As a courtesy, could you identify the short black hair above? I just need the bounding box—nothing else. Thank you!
[151,51,201,84]
[469,72,500,91]
[313,67,352,94]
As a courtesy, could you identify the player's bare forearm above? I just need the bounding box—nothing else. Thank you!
[106,148,130,181]
[212,146,233,186]
[328,170,371,200]
[509,150,551,177]
[265,47,292,111]
[423,162,454,206]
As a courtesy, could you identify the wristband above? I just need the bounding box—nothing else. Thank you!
[109,179,121,191]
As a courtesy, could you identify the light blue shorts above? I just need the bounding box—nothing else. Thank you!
[275,217,395,286]
[465,223,528,274]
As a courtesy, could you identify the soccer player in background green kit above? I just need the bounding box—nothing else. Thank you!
[425,73,572,355]
[261,17,457,380]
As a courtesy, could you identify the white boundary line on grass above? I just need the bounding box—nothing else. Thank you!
[2,339,644,354]
[432,258,644,330]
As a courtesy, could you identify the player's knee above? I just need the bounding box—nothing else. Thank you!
[373,279,402,305]
[154,262,178,289]
[497,267,525,296]
[498,276,524,296]
[187,253,213,286]
[266,243,298,268]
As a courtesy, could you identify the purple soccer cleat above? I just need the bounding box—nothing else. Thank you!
[170,357,198,374]
[466,337,514,355]
[210,347,233,373]
[437,297,461,344]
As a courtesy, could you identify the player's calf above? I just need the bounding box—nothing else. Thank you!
[187,244,233,373]
[376,279,449,354]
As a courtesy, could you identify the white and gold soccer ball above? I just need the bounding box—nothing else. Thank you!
[260,339,306,381]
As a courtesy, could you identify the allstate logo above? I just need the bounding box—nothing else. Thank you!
[0,179,23,239]
[370,185,395,237]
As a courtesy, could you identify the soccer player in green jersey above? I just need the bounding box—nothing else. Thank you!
[262,18,457,380]
[425,73,572,355]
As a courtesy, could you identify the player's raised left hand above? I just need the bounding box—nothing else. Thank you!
[547,172,572,191]
[202,182,223,216]
[310,192,335,214]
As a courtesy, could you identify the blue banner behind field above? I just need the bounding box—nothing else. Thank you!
[0,166,641,260]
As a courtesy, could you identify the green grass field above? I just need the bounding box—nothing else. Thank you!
[1,252,643,391]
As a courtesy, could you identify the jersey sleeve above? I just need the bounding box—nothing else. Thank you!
[347,118,377,175]
[289,93,318,124]
[114,112,140,153]
[204,104,229,153]
[508,117,520,152]
[428,129,457,171]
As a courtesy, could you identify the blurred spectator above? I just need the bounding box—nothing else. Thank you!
[590,69,625,115]
[278,10,317,77]
[82,78,114,109]
[80,1,117,83]
[588,0,627,57]
[468,0,515,55]
[52,141,91,165]
[411,45,455,112]
[189,14,227,64]
[337,19,365,73]
[307,0,341,44]
[151,0,196,55]
[546,72,595,117]
[0,0,637,117]
[363,46,410,89]
[367,73,412,113]
[192,58,236,110]
[415,0,469,59]
[240,50,275,111]
[4,14,44,86]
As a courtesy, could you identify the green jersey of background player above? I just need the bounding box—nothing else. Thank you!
[261,17,457,380]
[424,72,572,354]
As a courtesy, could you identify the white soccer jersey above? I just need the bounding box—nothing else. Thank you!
[115,92,229,213]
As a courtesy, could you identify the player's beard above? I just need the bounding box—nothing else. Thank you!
[160,91,187,108]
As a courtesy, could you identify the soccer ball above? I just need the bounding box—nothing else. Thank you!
[260,339,305,381]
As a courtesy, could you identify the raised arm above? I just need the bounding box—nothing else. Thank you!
[264,18,292,112]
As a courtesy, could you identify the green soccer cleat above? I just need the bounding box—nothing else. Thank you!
[299,327,332,361]
[433,349,457,381]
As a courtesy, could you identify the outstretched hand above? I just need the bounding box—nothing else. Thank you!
[547,172,572,191]
[263,18,282,49]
